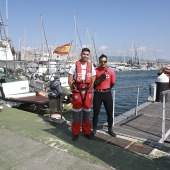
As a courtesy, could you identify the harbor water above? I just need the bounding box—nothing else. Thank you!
[94,70,159,126]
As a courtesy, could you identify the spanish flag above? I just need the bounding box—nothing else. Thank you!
[53,43,70,54]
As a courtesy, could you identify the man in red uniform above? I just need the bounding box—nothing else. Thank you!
[93,54,116,137]
[68,48,96,141]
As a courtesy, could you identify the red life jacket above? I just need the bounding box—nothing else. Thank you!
[75,60,92,84]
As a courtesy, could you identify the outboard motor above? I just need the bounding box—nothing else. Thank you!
[48,80,65,123]
[50,79,65,98]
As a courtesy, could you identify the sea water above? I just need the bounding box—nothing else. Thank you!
[94,70,158,126]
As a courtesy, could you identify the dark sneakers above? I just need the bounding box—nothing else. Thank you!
[92,128,97,135]
[72,135,79,141]
[108,128,116,137]
[72,133,94,141]
[84,133,94,140]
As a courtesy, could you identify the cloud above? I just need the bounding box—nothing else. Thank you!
[137,46,146,51]
[129,46,146,52]
[82,44,91,48]
[148,48,162,53]
[99,45,109,52]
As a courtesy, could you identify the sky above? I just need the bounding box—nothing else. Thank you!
[0,0,170,60]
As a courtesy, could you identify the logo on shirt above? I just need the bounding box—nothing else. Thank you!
[89,94,92,98]
[74,95,78,99]
[87,73,91,77]
[106,74,110,79]
[77,77,81,81]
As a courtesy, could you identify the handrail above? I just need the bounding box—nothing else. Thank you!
[160,89,170,143]
[112,85,142,90]
[111,85,142,126]
[161,89,170,95]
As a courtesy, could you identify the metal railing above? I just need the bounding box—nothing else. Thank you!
[160,89,170,143]
[111,85,142,126]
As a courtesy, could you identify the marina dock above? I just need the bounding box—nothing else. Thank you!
[120,102,170,143]
[103,94,170,147]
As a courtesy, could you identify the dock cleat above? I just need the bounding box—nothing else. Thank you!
[49,116,65,124]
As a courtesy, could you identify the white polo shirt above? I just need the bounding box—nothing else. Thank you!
[69,62,96,80]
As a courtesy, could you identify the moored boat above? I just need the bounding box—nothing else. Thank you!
[158,65,170,86]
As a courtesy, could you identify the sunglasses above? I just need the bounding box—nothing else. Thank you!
[100,60,107,63]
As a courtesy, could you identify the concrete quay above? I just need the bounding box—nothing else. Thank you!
[0,106,170,170]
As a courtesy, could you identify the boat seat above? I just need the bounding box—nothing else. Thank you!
[0,80,48,105]
[0,80,36,99]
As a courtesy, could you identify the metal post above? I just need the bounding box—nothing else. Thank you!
[135,87,139,116]
[161,94,166,143]
[112,89,115,127]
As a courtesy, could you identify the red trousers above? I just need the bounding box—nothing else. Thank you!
[71,88,92,135]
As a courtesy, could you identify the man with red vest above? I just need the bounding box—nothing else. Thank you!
[93,54,116,137]
[68,48,96,141]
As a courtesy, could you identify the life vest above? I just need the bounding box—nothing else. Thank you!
[75,60,92,84]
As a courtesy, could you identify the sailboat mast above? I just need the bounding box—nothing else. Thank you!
[41,16,51,60]
[6,0,8,38]
[74,13,77,58]
[131,39,135,65]
[85,25,88,47]
[123,43,128,64]
[40,15,44,61]
[92,31,98,65]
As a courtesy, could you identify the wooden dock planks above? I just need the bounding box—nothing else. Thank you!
[104,95,170,143]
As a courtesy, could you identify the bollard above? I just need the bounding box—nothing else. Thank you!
[156,73,169,102]
[148,83,157,102]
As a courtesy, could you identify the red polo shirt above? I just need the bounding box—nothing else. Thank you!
[95,67,116,89]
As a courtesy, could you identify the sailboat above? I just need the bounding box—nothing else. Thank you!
[0,12,16,69]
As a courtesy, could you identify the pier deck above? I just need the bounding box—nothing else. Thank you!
[1,106,169,170]
[105,95,170,144]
